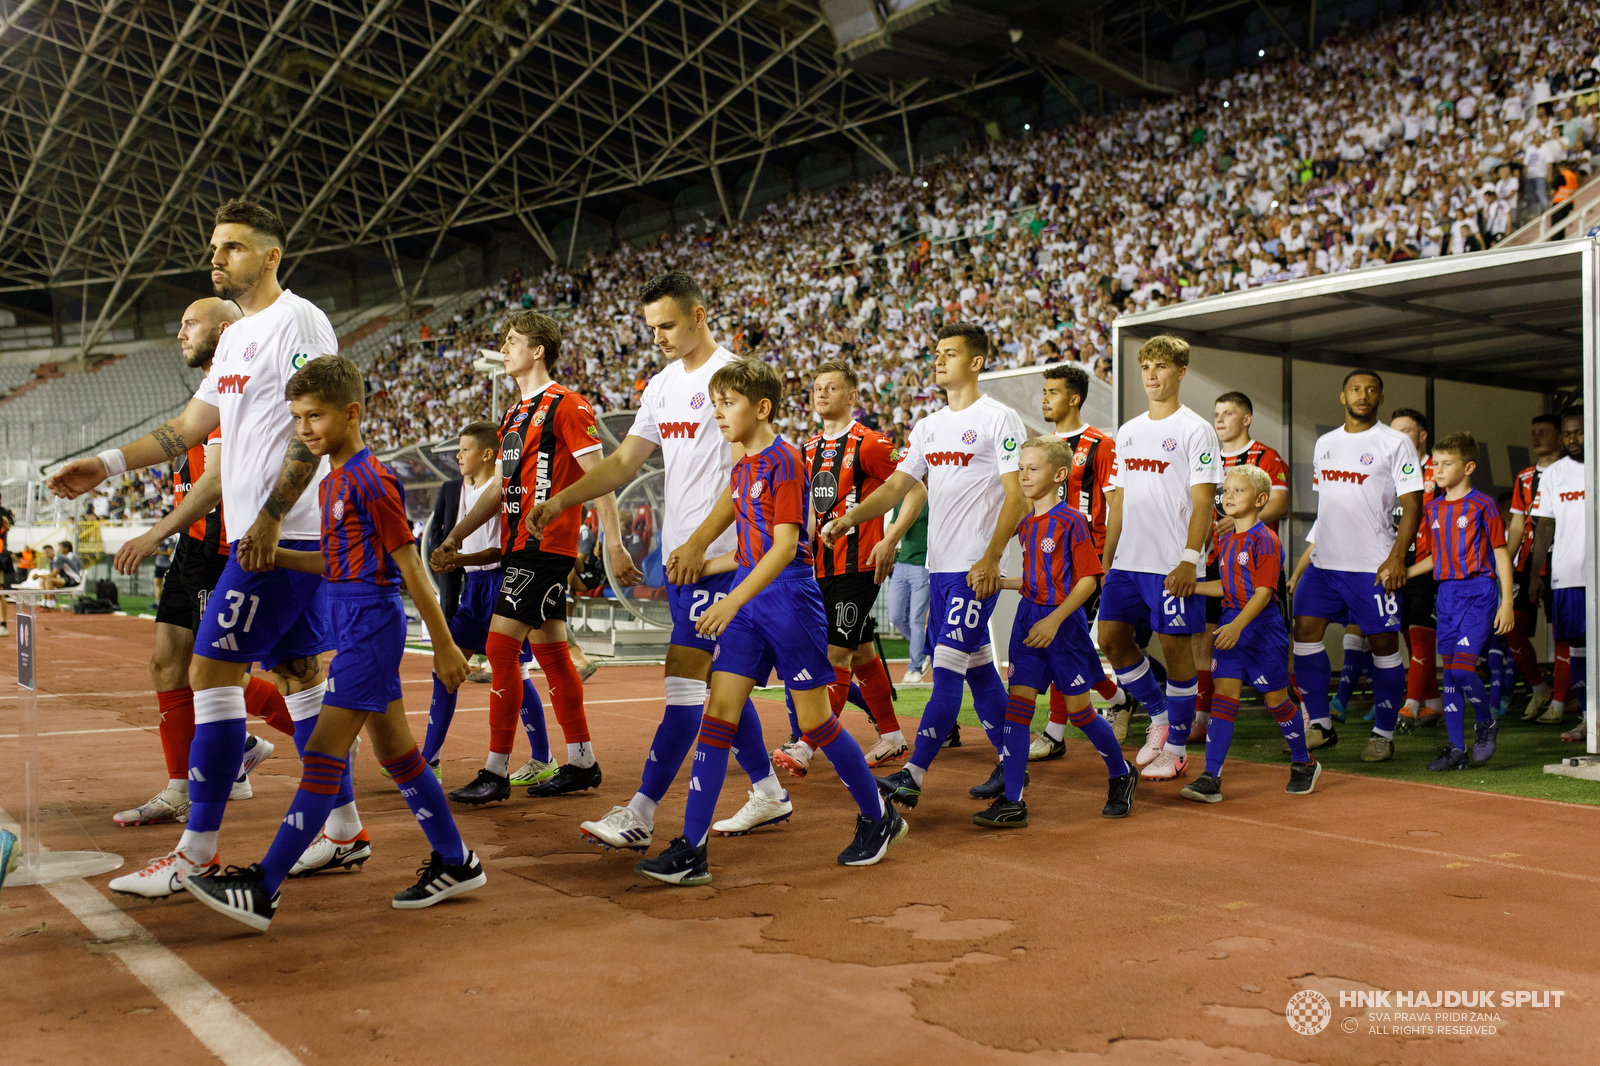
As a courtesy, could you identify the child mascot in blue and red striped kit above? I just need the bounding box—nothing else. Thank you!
[186,355,484,931]
[990,435,1139,827]
[635,357,908,886]
[1407,432,1515,770]
[1185,465,1322,803]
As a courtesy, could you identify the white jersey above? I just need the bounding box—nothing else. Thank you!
[1530,455,1587,589]
[627,345,737,558]
[895,394,1025,574]
[194,289,336,542]
[1107,406,1221,575]
[459,476,502,572]
[1308,422,1423,572]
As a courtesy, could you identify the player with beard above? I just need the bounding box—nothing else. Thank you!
[107,299,297,839]
[50,199,356,897]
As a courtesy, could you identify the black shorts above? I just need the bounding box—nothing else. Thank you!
[1402,572,1438,629]
[818,571,880,649]
[155,537,228,630]
[494,547,571,628]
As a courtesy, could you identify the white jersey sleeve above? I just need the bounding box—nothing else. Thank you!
[627,377,662,446]
[1189,420,1223,487]
[459,477,502,571]
[895,420,931,481]
[1531,456,1587,588]
[993,406,1025,475]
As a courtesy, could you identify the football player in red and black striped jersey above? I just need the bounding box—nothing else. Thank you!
[435,310,631,804]
[780,362,926,773]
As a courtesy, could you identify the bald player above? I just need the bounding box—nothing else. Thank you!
[109,298,297,833]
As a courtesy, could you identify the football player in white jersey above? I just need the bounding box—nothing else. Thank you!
[1292,370,1423,763]
[48,199,369,896]
[524,270,789,849]
[1528,410,1589,743]
[1098,336,1223,781]
[822,322,1029,813]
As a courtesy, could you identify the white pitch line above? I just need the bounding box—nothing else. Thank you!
[0,799,301,1066]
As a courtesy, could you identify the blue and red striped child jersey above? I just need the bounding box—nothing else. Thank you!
[1424,489,1505,581]
[1018,501,1104,605]
[1216,522,1283,611]
[732,437,812,573]
[318,448,414,585]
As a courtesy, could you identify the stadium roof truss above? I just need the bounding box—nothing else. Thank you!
[1,0,1054,349]
[1115,237,1600,756]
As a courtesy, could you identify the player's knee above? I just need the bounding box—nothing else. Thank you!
[1066,707,1096,728]
[272,655,324,689]
[931,644,971,675]
[1367,634,1401,658]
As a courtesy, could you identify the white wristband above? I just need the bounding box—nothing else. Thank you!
[1180,548,1203,567]
[97,448,128,477]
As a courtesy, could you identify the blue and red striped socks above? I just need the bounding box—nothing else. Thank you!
[260,749,347,893]
[1063,699,1130,777]
[683,715,737,847]
[1204,694,1239,776]
[1269,697,1309,762]
[801,715,887,821]
[381,746,467,864]
[1002,694,1034,801]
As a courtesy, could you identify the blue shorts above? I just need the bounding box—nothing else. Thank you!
[193,540,332,671]
[1436,575,1499,662]
[323,584,405,713]
[1099,569,1205,635]
[928,571,998,652]
[1212,606,1291,692]
[1551,587,1586,646]
[669,570,738,653]
[1007,599,1103,695]
[1293,563,1401,633]
[712,570,832,690]
[451,570,533,662]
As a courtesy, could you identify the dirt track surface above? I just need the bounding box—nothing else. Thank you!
[2,613,1595,1064]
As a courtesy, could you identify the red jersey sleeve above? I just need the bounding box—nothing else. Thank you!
[1258,446,1290,490]
[769,454,806,529]
[1071,529,1105,583]
[556,392,603,457]
[859,432,901,483]
[367,470,416,553]
[1416,504,1435,558]
[1092,434,1116,491]
[1483,499,1507,549]
[1510,470,1533,515]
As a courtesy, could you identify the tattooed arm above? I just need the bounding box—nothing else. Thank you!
[236,436,320,572]
[47,398,220,499]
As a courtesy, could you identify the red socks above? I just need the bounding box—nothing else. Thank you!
[1406,627,1439,702]
[853,658,900,734]
[156,689,196,780]
[243,676,295,736]
[1196,669,1213,717]
[530,640,589,744]
[1092,676,1119,702]
[1048,686,1069,726]
[828,666,852,717]
[485,631,524,755]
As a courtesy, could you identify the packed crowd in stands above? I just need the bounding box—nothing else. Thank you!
[84,468,174,523]
[363,0,1598,454]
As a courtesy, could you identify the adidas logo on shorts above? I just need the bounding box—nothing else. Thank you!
[793,669,813,682]
[211,633,240,651]
[1458,636,1472,646]
[1072,674,1085,686]
[1255,676,1269,685]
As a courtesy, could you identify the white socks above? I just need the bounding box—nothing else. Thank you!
[568,742,596,769]
[326,802,362,842]
[627,793,659,823]
[752,772,784,800]
[485,751,510,776]
[284,682,326,722]
[177,830,218,862]
[1045,721,1066,742]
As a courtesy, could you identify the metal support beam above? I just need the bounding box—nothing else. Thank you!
[519,213,559,266]
[1251,0,1300,54]
[737,149,767,222]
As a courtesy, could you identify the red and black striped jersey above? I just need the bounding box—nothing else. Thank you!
[1422,490,1505,581]
[1055,425,1114,551]
[174,426,227,556]
[1209,440,1289,561]
[732,437,811,573]
[318,449,413,585]
[498,382,602,558]
[1017,501,1104,605]
[1509,462,1548,572]
[801,421,900,578]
